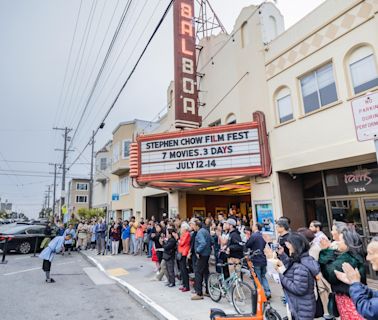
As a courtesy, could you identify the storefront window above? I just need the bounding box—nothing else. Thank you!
[304,199,329,236]
[325,164,378,196]
[303,172,324,198]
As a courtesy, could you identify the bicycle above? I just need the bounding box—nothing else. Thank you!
[208,258,254,314]
[210,250,282,320]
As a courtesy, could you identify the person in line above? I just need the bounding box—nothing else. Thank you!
[162,229,177,287]
[76,222,88,251]
[96,219,106,255]
[177,222,191,292]
[39,235,65,283]
[319,221,366,320]
[135,222,144,256]
[151,223,164,271]
[129,217,137,255]
[191,221,211,300]
[89,221,96,250]
[335,236,378,320]
[246,222,271,299]
[63,224,76,255]
[121,221,130,254]
[309,220,328,246]
[57,222,65,237]
[188,218,198,275]
[110,223,120,255]
[224,218,244,274]
[276,218,291,256]
[146,220,155,258]
[276,232,320,320]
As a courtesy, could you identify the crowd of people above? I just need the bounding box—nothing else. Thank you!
[39,210,378,320]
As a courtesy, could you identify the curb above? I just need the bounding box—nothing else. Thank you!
[80,252,178,320]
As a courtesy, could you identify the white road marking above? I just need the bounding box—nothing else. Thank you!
[15,256,31,260]
[1,261,74,276]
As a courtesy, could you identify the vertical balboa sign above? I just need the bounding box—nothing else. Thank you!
[173,0,201,129]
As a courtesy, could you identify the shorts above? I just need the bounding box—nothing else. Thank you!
[42,259,51,272]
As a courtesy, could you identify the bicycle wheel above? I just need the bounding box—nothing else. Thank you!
[231,280,254,314]
[264,307,282,320]
[208,273,222,302]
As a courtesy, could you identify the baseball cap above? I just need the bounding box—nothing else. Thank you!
[226,218,236,226]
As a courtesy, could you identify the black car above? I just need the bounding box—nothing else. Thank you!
[0,224,51,254]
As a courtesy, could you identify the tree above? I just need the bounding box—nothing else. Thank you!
[77,208,105,220]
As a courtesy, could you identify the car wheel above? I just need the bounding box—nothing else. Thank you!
[18,241,32,254]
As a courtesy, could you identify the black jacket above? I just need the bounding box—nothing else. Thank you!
[151,231,163,249]
[246,231,267,266]
[228,229,244,259]
[163,237,177,261]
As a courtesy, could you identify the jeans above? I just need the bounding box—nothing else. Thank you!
[136,237,143,255]
[157,259,168,281]
[147,240,153,257]
[130,234,136,254]
[179,256,189,289]
[254,265,271,296]
[194,255,209,296]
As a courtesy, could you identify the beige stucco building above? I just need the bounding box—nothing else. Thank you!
[94,0,378,252]
[67,178,90,218]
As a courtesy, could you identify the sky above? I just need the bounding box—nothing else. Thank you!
[0,0,325,218]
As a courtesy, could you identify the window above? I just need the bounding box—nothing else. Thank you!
[99,158,107,170]
[226,113,237,125]
[119,176,129,195]
[76,195,88,203]
[122,140,131,159]
[208,119,221,127]
[300,63,338,114]
[275,87,293,123]
[113,142,119,162]
[349,46,378,94]
[112,181,119,194]
[76,183,88,191]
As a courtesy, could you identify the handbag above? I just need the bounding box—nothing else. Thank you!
[327,292,340,318]
[314,282,324,318]
[176,252,182,261]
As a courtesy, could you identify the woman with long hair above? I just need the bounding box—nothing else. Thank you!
[319,221,366,320]
[276,232,320,320]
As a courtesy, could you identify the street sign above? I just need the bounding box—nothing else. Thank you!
[351,92,378,141]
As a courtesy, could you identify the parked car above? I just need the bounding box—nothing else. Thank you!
[0,224,53,254]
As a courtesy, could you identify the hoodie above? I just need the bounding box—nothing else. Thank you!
[278,252,320,320]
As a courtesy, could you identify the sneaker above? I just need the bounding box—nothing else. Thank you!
[168,283,175,288]
[191,294,204,300]
[181,288,190,292]
[46,278,55,283]
[203,292,210,297]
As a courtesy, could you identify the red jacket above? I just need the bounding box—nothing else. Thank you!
[178,231,191,256]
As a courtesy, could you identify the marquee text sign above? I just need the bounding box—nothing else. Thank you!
[135,122,266,182]
[173,0,201,129]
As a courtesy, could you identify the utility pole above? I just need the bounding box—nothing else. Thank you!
[54,127,73,221]
[46,185,51,211]
[89,130,95,209]
[49,163,58,219]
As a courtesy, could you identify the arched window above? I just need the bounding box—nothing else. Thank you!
[268,16,278,39]
[348,46,378,94]
[241,21,249,48]
[275,87,293,123]
[226,113,237,125]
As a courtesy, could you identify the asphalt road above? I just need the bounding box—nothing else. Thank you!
[0,251,157,320]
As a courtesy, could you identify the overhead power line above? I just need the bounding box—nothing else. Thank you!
[68,0,174,171]
[68,0,134,151]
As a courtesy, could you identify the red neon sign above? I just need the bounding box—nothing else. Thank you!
[173,0,201,129]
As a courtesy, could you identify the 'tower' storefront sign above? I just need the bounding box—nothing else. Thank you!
[130,112,271,184]
[173,0,201,129]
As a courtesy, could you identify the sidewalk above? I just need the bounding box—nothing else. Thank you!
[81,250,287,320]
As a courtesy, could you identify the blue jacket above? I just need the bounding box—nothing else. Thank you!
[63,228,76,244]
[195,227,211,256]
[279,252,320,320]
[95,222,106,240]
[122,226,130,239]
[246,231,267,266]
[350,282,378,320]
[39,236,64,262]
